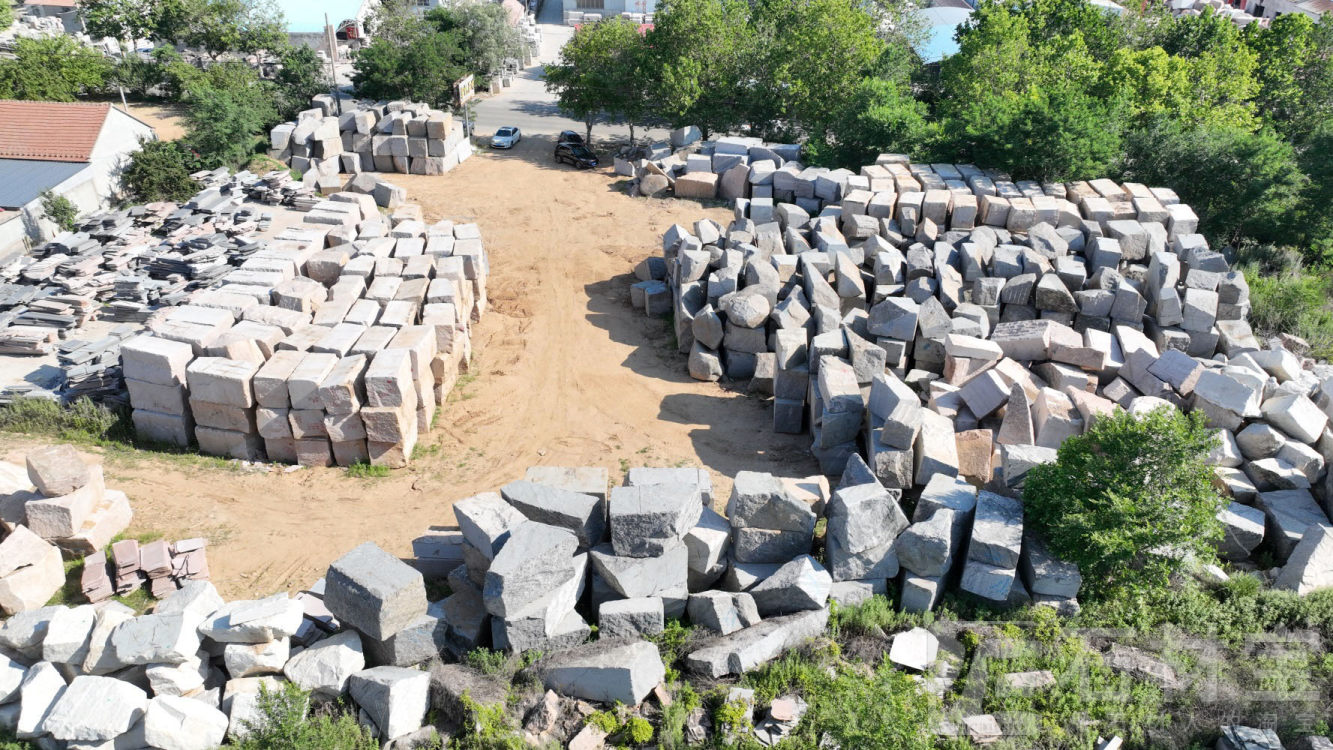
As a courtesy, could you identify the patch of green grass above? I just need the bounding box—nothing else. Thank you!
[113,587,154,615]
[828,594,936,638]
[411,443,442,461]
[345,461,390,479]
[453,693,523,750]
[111,530,164,545]
[46,557,85,608]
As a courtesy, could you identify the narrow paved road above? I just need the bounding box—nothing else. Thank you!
[470,7,673,148]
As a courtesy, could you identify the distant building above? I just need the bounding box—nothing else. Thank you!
[1245,0,1328,19]
[275,0,376,56]
[0,101,155,253]
[19,0,83,32]
[561,0,656,24]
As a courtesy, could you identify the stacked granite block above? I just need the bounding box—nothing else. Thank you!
[121,186,488,469]
[269,97,473,182]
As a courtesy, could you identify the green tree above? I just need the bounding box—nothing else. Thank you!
[275,45,330,119]
[428,2,523,86]
[748,0,887,140]
[646,0,757,137]
[1120,117,1307,246]
[0,3,12,29]
[182,67,279,167]
[545,18,646,144]
[162,0,285,57]
[1244,14,1333,143]
[812,76,934,169]
[1023,407,1223,598]
[0,36,113,101]
[80,0,181,46]
[351,29,467,109]
[946,82,1124,181]
[39,191,79,232]
[121,140,198,202]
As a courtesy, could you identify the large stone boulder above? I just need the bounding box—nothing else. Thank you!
[197,594,304,644]
[142,694,229,750]
[500,481,605,549]
[684,608,829,678]
[608,484,701,558]
[325,542,428,641]
[483,522,579,618]
[110,613,201,667]
[41,675,147,742]
[747,556,831,617]
[282,630,365,697]
[1275,524,1333,595]
[349,666,430,741]
[541,640,665,705]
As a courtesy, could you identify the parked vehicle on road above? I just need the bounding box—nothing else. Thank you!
[554,142,598,169]
[490,126,521,149]
[557,130,585,147]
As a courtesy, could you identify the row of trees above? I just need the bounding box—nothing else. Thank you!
[546,0,1333,260]
[351,0,523,108]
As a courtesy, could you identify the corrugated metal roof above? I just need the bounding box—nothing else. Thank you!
[0,101,111,162]
[0,159,89,209]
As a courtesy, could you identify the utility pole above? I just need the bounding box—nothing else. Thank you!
[324,13,343,115]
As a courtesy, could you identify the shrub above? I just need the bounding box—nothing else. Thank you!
[0,397,132,445]
[122,140,198,203]
[231,682,376,749]
[39,190,78,232]
[1239,260,1333,360]
[1023,407,1224,598]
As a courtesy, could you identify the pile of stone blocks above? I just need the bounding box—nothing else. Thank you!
[640,154,1333,599]
[0,558,436,748]
[268,97,473,181]
[624,132,802,201]
[82,537,210,603]
[120,184,488,468]
[0,446,133,612]
[402,463,973,683]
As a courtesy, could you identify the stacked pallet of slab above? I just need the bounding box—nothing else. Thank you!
[638,155,1333,601]
[268,97,473,181]
[120,184,486,468]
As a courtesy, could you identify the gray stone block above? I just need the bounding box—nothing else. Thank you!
[597,597,664,639]
[748,555,831,616]
[608,484,702,558]
[541,640,665,705]
[325,542,428,641]
[500,481,605,549]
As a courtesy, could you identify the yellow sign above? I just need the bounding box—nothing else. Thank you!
[455,75,475,107]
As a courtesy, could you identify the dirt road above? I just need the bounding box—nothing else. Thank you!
[2,137,818,599]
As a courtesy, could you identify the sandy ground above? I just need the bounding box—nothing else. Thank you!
[126,103,188,142]
[0,137,819,599]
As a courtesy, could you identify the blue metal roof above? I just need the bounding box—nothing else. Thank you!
[274,0,370,33]
[0,159,87,209]
[913,6,974,63]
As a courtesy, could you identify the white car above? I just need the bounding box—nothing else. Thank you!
[490,126,521,149]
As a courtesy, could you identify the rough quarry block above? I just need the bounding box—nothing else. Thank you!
[542,640,665,705]
[726,471,817,534]
[24,445,90,497]
[590,542,688,606]
[453,492,526,560]
[687,591,760,635]
[142,694,229,750]
[967,491,1024,568]
[1018,532,1081,598]
[1217,501,1266,562]
[349,666,430,741]
[324,542,428,641]
[482,522,579,618]
[685,507,731,591]
[748,555,832,617]
[186,357,259,408]
[283,629,365,697]
[500,481,605,549]
[121,335,194,387]
[1274,525,1333,595]
[197,593,303,644]
[598,597,665,639]
[25,463,104,540]
[825,483,908,559]
[684,608,829,678]
[0,528,66,615]
[609,483,702,558]
[41,675,147,742]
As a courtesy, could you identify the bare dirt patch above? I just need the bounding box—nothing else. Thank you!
[0,137,819,599]
[126,103,188,141]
